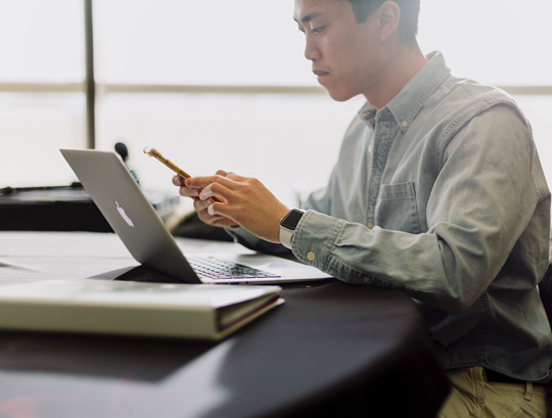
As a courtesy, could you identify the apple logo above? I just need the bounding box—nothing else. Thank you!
[116,201,134,227]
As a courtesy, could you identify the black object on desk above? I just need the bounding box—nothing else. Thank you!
[0,232,450,417]
[0,184,179,232]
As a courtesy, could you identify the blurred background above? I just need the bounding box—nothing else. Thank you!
[1,0,551,208]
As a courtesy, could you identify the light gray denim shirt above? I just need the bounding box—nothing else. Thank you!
[229,51,552,382]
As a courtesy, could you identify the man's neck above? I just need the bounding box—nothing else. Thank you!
[364,43,427,110]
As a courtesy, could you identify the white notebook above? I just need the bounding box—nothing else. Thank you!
[0,279,283,340]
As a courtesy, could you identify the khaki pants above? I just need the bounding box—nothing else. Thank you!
[438,367,546,418]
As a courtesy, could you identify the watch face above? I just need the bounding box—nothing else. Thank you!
[281,210,304,230]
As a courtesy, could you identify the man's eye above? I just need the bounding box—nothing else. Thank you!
[311,26,324,35]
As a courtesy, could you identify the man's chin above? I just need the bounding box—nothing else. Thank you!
[325,88,357,102]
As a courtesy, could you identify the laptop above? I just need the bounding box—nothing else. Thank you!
[60,149,332,285]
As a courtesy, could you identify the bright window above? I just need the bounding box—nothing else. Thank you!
[1,1,551,199]
[0,0,84,82]
[418,0,552,86]
[94,0,552,86]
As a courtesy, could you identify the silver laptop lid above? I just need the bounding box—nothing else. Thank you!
[60,149,201,283]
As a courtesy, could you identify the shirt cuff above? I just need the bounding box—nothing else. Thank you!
[291,210,346,271]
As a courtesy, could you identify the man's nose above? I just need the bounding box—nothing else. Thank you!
[304,35,320,62]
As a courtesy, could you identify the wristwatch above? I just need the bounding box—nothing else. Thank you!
[279,209,305,249]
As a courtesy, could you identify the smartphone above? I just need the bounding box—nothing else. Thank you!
[144,147,223,203]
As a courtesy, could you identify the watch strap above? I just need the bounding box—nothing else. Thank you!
[279,227,294,250]
[279,209,305,250]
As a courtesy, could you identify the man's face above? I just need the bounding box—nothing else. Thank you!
[294,0,383,102]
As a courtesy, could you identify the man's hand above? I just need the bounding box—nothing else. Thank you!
[177,172,289,243]
[173,170,239,228]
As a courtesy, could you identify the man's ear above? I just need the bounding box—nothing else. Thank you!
[377,1,401,42]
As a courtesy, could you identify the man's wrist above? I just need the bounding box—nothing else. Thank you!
[279,209,305,249]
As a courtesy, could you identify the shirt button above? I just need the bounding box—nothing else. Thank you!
[368,222,374,229]
[401,121,408,128]
[306,251,316,261]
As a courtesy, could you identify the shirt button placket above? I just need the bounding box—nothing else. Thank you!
[366,114,396,229]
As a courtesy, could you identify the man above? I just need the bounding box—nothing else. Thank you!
[174,1,552,416]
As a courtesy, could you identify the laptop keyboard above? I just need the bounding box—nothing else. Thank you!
[188,256,281,280]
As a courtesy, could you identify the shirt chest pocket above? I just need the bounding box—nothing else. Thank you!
[374,181,422,234]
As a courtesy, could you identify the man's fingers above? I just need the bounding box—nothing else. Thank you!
[207,202,232,218]
[178,186,199,198]
[193,198,212,212]
[197,181,235,204]
[181,172,242,201]
[186,175,238,190]
[172,170,238,229]
[215,170,231,177]
[211,218,238,228]
[195,201,237,227]
[172,175,185,186]
[226,173,247,182]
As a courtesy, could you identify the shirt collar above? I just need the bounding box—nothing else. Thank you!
[358,51,451,131]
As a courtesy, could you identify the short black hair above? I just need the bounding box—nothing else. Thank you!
[347,0,420,44]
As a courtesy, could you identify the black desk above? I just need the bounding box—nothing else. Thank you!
[0,232,449,417]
